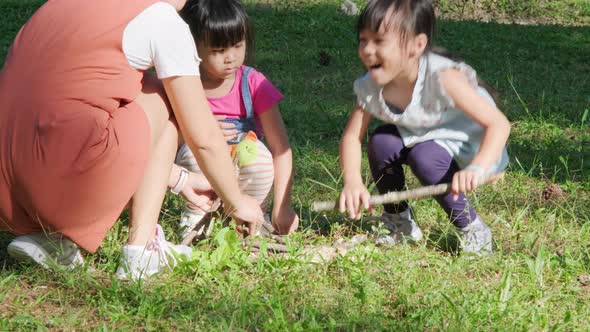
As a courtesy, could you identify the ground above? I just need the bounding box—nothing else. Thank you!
[0,0,589,331]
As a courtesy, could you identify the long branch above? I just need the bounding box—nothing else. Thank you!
[312,172,504,212]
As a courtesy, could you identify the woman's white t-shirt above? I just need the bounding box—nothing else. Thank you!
[122,2,200,78]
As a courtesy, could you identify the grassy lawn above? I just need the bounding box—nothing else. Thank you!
[1,0,589,330]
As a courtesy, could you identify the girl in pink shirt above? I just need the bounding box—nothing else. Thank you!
[175,0,299,239]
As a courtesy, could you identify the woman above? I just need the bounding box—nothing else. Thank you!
[0,0,264,280]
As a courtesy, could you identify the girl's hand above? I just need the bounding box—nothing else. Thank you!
[339,182,372,220]
[451,166,485,201]
[180,171,217,212]
[214,115,239,141]
[272,205,299,235]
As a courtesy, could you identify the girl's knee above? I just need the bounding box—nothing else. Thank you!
[239,169,274,204]
[367,131,404,165]
[407,143,454,185]
[238,142,274,203]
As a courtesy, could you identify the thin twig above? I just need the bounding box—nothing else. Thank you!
[312,172,504,212]
[244,239,291,253]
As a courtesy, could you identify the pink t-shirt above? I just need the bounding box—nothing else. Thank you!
[207,66,283,133]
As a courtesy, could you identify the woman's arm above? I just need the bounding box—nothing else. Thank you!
[259,105,299,234]
[439,69,511,194]
[162,75,264,233]
[339,105,373,219]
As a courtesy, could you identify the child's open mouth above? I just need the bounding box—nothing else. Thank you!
[368,64,383,72]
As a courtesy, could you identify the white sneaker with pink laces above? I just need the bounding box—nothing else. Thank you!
[115,224,192,280]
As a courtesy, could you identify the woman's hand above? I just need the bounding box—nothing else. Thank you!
[227,195,265,236]
[214,115,238,141]
[180,171,217,212]
[339,181,372,220]
[272,205,299,235]
[451,166,485,201]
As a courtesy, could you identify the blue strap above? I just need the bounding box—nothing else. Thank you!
[241,66,254,119]
[221,66,255,145]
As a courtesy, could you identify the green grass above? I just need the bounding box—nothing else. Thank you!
[1,0,589,330]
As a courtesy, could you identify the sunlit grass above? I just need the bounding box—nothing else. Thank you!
[1,1,589,330]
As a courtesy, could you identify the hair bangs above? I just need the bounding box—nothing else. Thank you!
[201,10,248,48]
[358,1,411,48]
[357,0,391,38]
[357,0,435,50]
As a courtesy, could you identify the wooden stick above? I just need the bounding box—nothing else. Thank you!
[244,239,291,253]
[312,172,504,212]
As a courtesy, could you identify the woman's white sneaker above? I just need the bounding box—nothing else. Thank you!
[115,224,192,281]
[7,232,84,269]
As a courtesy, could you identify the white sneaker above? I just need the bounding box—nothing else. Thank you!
[7,232,84,269]
[115,224,192,281]
[178,208,208,240]
[372,208,423,245]
[458,217,492,256]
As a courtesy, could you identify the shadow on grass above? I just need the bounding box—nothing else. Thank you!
[427,227,461,255]
[0,232,15,264]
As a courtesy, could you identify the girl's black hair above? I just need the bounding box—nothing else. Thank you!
[357,0,499,103]
[357,0,435,50]
[180,0,253,51]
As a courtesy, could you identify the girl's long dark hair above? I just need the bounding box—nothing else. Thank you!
[180,0,254,61]
[357,0,498,103]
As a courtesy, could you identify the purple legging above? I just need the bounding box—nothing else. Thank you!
[367,124,476,228]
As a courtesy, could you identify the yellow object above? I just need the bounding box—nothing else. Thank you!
[230,131,259,167]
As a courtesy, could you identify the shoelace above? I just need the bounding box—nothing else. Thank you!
[146,227,176,268]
